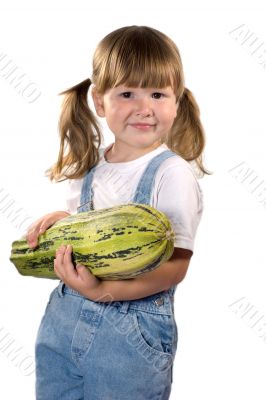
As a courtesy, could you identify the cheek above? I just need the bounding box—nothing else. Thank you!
[108,102,128,116]
[115,106,132,121]
[171,104,178,121]
[161,107,177,125]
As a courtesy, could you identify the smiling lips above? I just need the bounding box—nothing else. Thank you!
[129,123,155,130]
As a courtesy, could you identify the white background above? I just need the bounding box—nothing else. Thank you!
[1,2,266,399]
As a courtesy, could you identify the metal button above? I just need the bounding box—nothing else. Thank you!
[154,297,164,307]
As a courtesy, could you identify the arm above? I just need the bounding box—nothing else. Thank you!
[54,245,193,302]
[94,247,192,302]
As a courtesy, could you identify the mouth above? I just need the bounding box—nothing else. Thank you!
[129,123,155,130]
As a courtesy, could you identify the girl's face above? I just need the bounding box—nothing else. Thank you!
[92,85,178,154]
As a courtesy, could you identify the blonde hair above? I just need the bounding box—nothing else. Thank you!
[47,25,209,181]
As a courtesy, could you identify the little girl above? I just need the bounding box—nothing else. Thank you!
[27,25,208,400]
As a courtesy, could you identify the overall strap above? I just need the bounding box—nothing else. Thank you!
[132,150,177,205]
[78,166,96,213]
[77,148,105,213]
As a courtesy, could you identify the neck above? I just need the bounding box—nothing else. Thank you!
[105,142,163,163]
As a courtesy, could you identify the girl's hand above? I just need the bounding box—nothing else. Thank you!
[26,211,70,248]
[54,244,101,299]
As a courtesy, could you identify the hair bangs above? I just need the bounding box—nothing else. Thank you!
[93,26,183,98]
[112,54,178,92]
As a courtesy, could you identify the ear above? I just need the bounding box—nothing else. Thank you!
[91,87,105,117]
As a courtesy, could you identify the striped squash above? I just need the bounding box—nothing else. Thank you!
[10,203,175,280]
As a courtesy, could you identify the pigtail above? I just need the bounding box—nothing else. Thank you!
[46,78,103,182]
[167,87,210,176]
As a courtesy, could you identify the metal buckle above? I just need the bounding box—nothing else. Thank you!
[154,297,164,307]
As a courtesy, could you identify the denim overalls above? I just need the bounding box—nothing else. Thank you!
[35,150,178,400]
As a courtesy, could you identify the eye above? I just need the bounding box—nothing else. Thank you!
[120,92,132,98]
[152,92,164,99]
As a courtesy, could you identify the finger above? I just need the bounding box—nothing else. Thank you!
[39,217,56,234]
[38,224,46,234]
[54,246,67,279]
[27,218,48,248]
[54,258,63,279]
[56,244,70,261]
[27,226,41,248]
[55,245,76,280]
[27,216,55,248]
[76,263,87,272]
[56,244,66,255]
[65,244,73,257]
[76,263,91,281]
[62,245,77,274]
[54,246,66,267]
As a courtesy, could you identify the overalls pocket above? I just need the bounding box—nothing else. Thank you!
[128,309,177,373]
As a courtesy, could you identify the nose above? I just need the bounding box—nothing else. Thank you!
[135,97,154,117]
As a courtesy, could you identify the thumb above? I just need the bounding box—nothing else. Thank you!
[76,263,89,277]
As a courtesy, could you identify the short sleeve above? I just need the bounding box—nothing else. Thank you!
[153,160,203,252]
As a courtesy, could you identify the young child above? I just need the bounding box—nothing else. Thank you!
[27,25,208,400]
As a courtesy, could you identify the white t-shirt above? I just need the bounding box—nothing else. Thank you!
[66,143,203,252]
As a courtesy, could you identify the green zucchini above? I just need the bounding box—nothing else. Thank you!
[10,203,175,280]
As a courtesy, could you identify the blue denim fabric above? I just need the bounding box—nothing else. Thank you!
[35,149,179,399]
